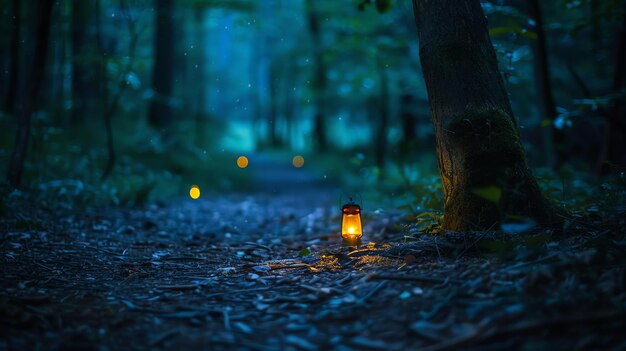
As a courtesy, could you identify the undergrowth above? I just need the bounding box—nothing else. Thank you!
[0,114,252,215]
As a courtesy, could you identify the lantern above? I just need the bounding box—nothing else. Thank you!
[341,197,362,245]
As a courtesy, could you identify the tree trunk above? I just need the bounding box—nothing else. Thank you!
[375,63,389,174]
[193,5,207,146]
[4,0,20,115]
[6,0,54,187]
[528,0,566,169]
[412,0,558,231]
[268,61,280,148]
[71,0,92,125]
[307,0,327,152]
[148,0,174,130]
[598,4,626,174]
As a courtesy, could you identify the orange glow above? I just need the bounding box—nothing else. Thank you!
[341,201,362,242]
[237,156,249,168]
[292,155,304,168]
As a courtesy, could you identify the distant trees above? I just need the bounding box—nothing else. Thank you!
[71,0,96,124]
[4,0,20,116]
[527,0,566,169]
[411,0,558,231]
[306,0,328,152]
[6,0,54,187]
[148,0,175,131]
[598,3,626,174]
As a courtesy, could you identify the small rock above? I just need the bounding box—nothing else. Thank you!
[116,225,135,235]
[252,265,271,273]
[218,267,236,275]
[399,291,411,299]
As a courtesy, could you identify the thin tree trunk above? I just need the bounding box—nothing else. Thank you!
[101,0,138,180]
[193,5,207,146]
[307,0,327,152]
[4,0,20,115]
[71,0,90,124]
[375,62,389,174]
[598,4,626,174]
[412,0,558,231]
[528,0,566,169]
[6,0,54,187]
[148,0,174,130]
[268,61,279,148]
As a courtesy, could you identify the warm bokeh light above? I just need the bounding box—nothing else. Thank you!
[237,156,249,168]
[292,155,304,168]
[348,227,355,234]
[189,185,200,199]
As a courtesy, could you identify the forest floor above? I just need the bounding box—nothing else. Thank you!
[1,156,626,350]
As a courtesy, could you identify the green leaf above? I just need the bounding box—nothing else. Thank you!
[472,186,502,204]
[299,247,311,257]
[416,211,441,223]
[540,119,552,127]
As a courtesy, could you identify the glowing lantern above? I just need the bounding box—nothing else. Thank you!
[341,197,362,245]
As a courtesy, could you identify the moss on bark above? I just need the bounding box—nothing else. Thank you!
[441,108,559,231]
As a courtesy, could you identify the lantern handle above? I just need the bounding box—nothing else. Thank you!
[339,193,362,208]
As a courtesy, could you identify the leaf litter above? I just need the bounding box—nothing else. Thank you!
[1,192,625,350]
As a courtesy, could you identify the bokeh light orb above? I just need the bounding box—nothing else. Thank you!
[237,156,249,168]
[292,155,304,168]
[189,185,200,199]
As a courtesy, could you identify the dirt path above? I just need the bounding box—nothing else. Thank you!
[1,157,625,350]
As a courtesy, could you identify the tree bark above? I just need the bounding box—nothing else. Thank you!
[412,0,558,231]
[6,0,54,187]
[71,0,93,125]
[4,0,20,115]
[307,0,328,152]
[598,4,626,174]
[528,0,566,169]
[148,0,174,130]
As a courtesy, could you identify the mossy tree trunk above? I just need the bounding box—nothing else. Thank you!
[411,0,559,231]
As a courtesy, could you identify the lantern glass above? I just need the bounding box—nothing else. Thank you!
[341,202,362,242]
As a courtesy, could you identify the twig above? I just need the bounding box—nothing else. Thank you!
[357,281,387,305]
[456,222,497,258]
[204,287,271,298]
[149,328,180,347]
[155,284,199,291]
[223,308,231,331]
[367,273,459,285]
[243,242,272,251]
[32,260,53,271]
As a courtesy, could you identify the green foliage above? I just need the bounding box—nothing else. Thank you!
[0,116,252,212]
[489,25,537,40]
